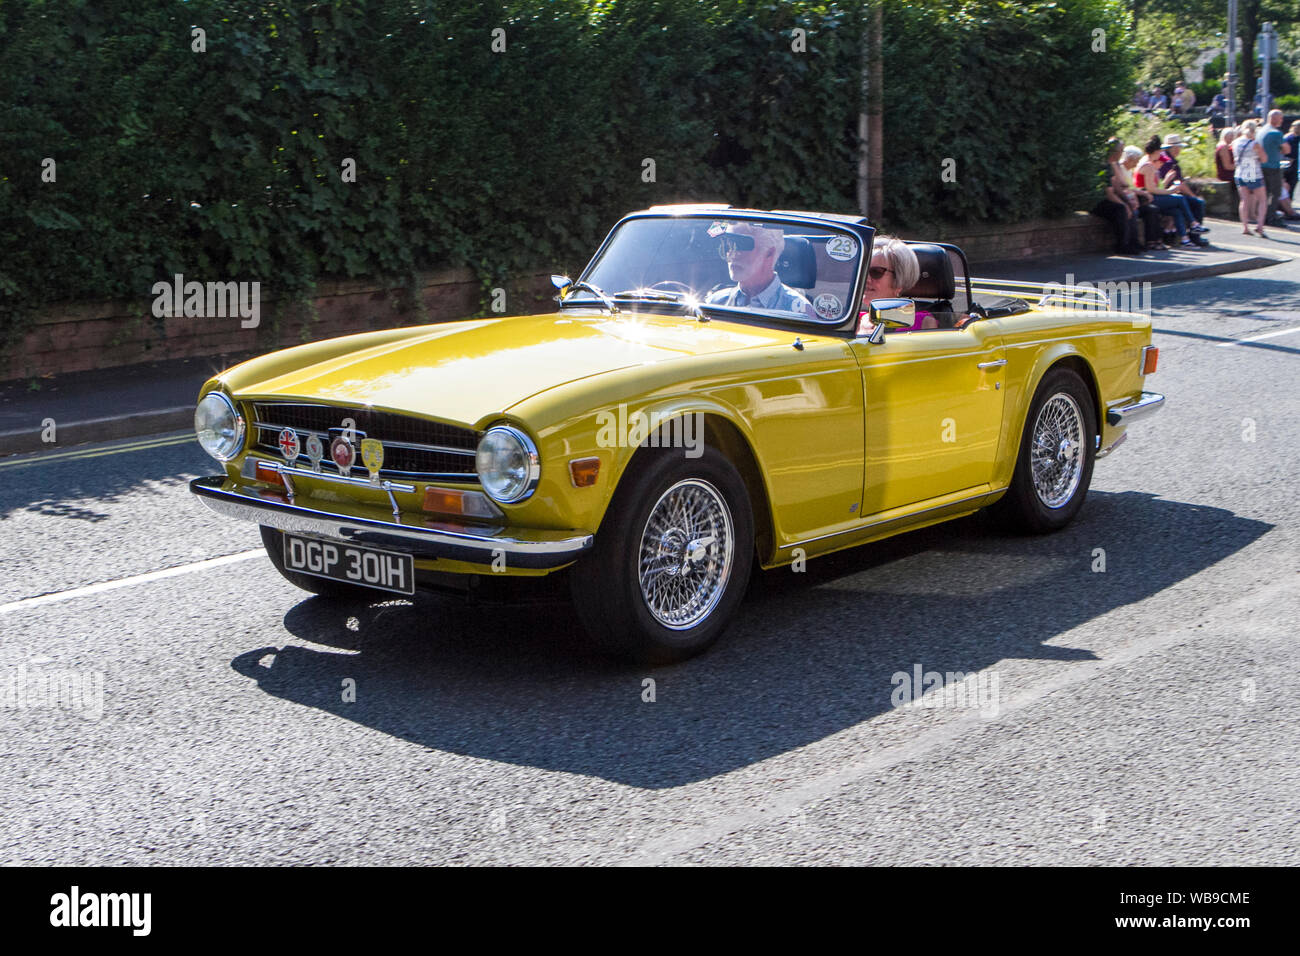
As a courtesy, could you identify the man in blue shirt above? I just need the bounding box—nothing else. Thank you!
[706,223,814,317]
[1260,109,1290,226]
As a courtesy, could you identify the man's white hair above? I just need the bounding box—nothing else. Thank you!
[728,222,785,260]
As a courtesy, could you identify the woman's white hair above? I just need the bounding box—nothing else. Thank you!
[1219,127,1238,145]
[1121,144,1143,162]
[872,235,920,294]
[1240,119,1259,138]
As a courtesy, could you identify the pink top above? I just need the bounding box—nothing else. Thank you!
[858,309,933,332]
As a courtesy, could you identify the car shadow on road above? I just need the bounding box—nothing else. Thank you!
[230,490,1271,789]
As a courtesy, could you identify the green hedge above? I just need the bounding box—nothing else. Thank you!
[0,0,1135,343]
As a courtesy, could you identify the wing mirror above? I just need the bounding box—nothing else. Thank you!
[551,275,573,299]
[863,298,915,344]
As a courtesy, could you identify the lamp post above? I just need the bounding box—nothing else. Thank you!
[1260,22,1276,117]
[1227,0,1237,125]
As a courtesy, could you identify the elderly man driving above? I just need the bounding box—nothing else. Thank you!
[706,222,813,316]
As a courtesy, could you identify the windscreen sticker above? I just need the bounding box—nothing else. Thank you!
[826,235,858,261]
[707,221,726,238]
[813,293,843,319]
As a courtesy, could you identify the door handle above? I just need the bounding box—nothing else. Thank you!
[977,359,1007,369]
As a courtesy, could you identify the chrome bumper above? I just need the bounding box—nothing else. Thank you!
[1106,391,1165,426]
[190,476,593,570]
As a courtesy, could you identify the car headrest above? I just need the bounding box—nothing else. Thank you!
[777,236,816,289]
[906,243,955,300]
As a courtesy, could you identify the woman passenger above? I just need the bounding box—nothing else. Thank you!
[856,235,935,334]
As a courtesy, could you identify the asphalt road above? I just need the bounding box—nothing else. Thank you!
[2,229,1298,865]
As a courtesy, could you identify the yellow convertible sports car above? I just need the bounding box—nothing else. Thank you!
[191,205,1163,662]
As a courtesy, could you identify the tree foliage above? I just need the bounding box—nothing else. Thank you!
[0,0,1136,343]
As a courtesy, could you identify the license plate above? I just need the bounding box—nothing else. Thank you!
[282,534,415,595]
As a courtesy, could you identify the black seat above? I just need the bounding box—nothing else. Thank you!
[904,242,956,328]
[777,236,816,289]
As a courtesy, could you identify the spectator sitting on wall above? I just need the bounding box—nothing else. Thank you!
[1158,134,1209,233]
[1215,127,1239,214]
[1210,90,1227,115]
[1149,88,1169,110]
[1136,136,1206,247]
[1133,87,1150,110]
[1091,138,1144,255]
[1172,83,1195,113]
[1121,145,1169,250]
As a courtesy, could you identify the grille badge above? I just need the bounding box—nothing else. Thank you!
[305,434,324,473]
[277,428,300,463]
[330,435,356,477]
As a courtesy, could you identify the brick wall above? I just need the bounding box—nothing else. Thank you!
[1,214,1113,382]
[2,268,557,382]
[912,212,1113,265]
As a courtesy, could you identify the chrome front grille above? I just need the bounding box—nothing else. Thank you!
[249,402,479,481]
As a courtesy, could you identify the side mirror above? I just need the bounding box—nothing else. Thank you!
[863,297,915,344]
[551,274,573,293]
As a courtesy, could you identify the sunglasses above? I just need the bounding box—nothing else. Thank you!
[868,265,894,280]
[717,234,757,259]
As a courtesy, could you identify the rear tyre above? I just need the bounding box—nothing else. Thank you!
[569,445,754,664]
[259,525,377,599]
[991,366,1097,534]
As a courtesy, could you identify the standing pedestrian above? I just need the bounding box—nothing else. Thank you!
[1234,120,1269,236]
[1260,109,1289,226]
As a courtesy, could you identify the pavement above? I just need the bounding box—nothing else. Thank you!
[0,216,1292,458]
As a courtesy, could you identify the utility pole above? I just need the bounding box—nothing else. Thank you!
[858,1,882,221]
[1227,0,1237,125]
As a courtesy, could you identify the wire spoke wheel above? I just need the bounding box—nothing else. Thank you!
[637,478,734,629]
[1029,393,1085,509]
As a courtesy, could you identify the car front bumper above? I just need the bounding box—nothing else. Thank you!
[189,476,593,570]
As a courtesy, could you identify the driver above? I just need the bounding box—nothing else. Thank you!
[705,223,813,316]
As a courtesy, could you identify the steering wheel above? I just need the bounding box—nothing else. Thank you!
[648,280,693,296]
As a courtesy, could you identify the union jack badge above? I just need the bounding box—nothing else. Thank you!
[277,428,300,463]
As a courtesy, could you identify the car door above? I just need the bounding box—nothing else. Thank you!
[849,322,1006,517]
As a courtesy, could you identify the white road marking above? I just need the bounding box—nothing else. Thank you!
[0,550,265,615]
[1215,324,1300,347]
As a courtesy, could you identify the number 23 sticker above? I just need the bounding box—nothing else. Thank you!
[826,236,857,261]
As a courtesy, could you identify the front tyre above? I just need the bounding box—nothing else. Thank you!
[992,366,1097,533]
[569,446,754,664]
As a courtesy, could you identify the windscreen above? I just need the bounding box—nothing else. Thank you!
[577,216,865,325]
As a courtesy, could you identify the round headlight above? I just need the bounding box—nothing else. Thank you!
[195,391,245,462]
[476,425,540,503]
